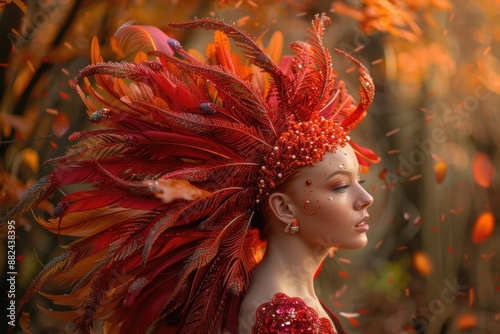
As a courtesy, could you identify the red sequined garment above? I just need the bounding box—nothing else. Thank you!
[251,293,345,334]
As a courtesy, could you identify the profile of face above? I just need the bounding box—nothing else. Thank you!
[269,143,373,250]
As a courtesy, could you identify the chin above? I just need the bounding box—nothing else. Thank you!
[344,236,368,250]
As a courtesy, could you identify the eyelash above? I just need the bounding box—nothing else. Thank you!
[332,180,366,193]
[333,185,349,193]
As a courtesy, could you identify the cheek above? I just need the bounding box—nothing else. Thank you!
[300,192,335,217]
[302,198,322,215]
[298,183,324,216]
[315,193,351,222]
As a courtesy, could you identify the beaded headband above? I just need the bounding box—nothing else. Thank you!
[256,115,348,203]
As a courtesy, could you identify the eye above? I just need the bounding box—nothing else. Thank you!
[333,184,349,193]
[358,179,366,185]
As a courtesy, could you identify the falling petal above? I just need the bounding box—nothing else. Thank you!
[434,161,447,183]
[19,312,31,333]
[412,216,423,226]
[378,168,388,180]
[414,251,433,276]
[339,271,349,278]
[457,313,477,330]
[59,91,70,100]
[347,318,359,326]
[472,211,495,244]
[409,174,422,181]
[51,113,70,138]
[45,108,58,115]
[22,148,39,173]
[472,152,493,188]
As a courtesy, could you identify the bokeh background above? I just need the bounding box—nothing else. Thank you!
[0,0,498,333]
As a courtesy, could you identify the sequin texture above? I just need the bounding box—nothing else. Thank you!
[252,293,338,333]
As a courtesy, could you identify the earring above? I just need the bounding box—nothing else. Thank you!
[284,219,299,234]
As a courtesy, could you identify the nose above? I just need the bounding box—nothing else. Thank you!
[354,185,373,210]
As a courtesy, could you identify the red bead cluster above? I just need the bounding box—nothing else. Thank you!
[256,115,348,203]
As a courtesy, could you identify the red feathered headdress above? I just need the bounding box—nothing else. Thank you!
[3,14,378,333]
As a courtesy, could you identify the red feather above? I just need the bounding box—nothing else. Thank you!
[4,14,378,333]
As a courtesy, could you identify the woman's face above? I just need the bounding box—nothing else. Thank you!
[284,143,373,250]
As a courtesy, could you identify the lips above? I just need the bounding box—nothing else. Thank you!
[354,216,369,232]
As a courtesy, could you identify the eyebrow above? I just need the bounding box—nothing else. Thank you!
[325,170,351,181]
[325,166,362,181]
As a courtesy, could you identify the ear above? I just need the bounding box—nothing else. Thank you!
[267,192,296,225]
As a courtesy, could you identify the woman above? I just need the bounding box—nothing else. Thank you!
[4,14,378,333]
[239,145,373,333]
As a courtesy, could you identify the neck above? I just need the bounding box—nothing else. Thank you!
[253,233,329,298]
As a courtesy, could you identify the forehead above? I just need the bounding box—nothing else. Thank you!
[295,144,358,180]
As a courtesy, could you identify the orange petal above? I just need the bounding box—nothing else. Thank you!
[434,161,447,183]
[472,152,493,188]
[457,313,477,330]
[19,312,31,333]
[59,91,70,100]
[472,211,495,244]
[52,112,70,138]
[21,148,39,173]
[338,271,349,278]
[414,251,433,276]
[347,318,359,326]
